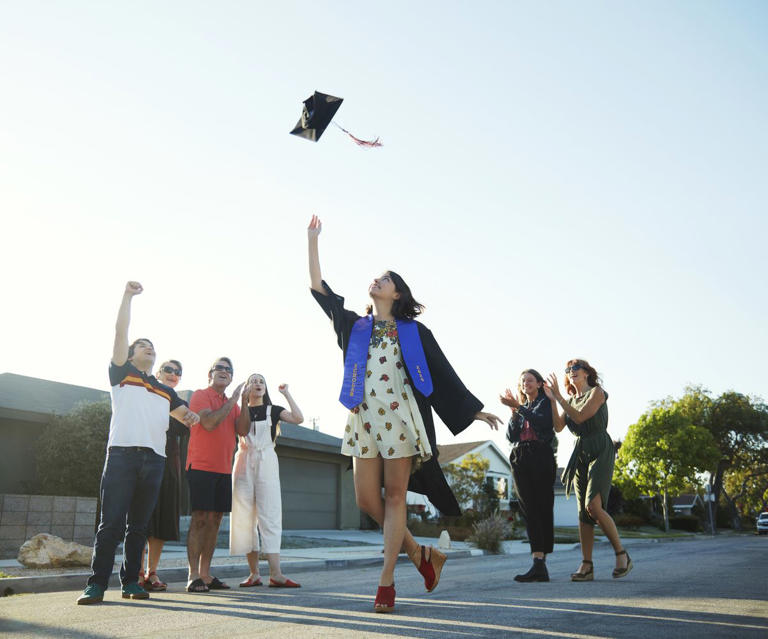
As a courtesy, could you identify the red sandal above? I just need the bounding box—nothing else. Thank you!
[409,545,446,592]
[374,584,395,613]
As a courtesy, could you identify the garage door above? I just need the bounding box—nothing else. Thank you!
[279,457,339,529]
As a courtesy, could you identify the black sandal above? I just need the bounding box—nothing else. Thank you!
[571,559,594,582]
[612,549,633,579]
[207,576,231,590]
[186,578,209,593]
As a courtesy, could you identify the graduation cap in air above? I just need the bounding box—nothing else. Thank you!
[290,91,382,147]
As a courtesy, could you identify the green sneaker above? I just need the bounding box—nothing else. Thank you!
[77,583,104,605]
[121,582,150,600]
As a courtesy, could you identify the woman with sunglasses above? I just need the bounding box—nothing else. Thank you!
[230,374,304,588]
[308,215,502,613]
[140,360,188,591]
[502,369,564,582]
[545,359,632,581]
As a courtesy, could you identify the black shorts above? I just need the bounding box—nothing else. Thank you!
[187,468,232,513]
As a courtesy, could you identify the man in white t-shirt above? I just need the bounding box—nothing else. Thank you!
[78,281,199,605]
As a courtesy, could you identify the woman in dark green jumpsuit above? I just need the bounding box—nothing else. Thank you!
[545,359,633,581]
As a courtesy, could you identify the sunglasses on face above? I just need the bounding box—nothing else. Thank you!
[565,364,585,374]
[161,366,182,376]
[212,365,233,374]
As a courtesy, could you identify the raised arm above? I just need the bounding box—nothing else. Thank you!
[112,281,143,365]
[544,373,604,426]
[277,384,304,424]
[542,380,567,433]
[308,215,325,294]
[197,382,245,432]
[235,390,251,436]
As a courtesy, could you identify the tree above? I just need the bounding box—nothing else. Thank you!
[616,405,719,531]
[36,400,111,497]
[664,386,768,528]
[443,453,490,511]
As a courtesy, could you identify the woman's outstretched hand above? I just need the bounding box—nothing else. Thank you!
[474,411,502,430]
[308,214,322,238]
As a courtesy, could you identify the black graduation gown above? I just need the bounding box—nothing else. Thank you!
[311,280,483,516]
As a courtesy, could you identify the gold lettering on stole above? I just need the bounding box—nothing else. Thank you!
[416,365,425,382]
[350,363,358,396]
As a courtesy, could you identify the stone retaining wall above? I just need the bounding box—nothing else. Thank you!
[0,494,97,559]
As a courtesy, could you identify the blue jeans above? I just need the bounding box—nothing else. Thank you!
[87,446,165,590]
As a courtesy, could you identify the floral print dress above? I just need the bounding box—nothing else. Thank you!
[341,320,433,466]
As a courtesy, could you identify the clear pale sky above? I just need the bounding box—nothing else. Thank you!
[1,1,766,468]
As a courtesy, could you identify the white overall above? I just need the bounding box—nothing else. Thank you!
[229,405,282,555]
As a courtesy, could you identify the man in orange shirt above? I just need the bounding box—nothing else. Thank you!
[186,357,244,592]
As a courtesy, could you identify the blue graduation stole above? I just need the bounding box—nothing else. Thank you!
[339,315,433,409]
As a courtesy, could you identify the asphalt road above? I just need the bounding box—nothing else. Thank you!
[1,535,766,638]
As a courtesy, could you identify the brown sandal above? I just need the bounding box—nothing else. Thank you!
[612,550,633,579]
[571,559,594,582]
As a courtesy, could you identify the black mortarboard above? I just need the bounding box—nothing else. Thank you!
[290,91,343,142]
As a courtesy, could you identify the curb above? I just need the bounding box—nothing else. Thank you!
[1,550,475,596]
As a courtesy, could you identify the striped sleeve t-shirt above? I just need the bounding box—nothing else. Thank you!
[107,361,185,457]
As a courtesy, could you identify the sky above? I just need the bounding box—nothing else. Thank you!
[1,1,766,469]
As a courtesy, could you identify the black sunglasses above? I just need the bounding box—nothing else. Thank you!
[212,364,233,374]
[565,364,585,374]
[161,366,182,376]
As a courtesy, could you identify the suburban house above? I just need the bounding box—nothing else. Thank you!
[406,440,513,517]
[672,494,703,517]
[0,372,358,552]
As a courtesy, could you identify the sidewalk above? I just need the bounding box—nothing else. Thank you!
[0,529,577,596]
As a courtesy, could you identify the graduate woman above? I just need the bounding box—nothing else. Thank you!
[545,359,632,581]
[230,374,304,588]
[307,215,502,612]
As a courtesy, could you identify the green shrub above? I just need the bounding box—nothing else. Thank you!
[669,515,700,532]
[468,513,513,553]
[36,400,111,497]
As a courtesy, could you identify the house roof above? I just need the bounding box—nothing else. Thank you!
[0,372,109,419]
[672,494,701,507]
[278,422,342,454]
[436,441,489,464]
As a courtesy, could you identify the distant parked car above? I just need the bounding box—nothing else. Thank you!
[757,512,768,535]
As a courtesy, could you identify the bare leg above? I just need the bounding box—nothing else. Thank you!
[587,495,627,570]
[199,511,224,584]
[577,520,594,573]
[147,537,165,585]
[379,457,412,587]
[245,551,261,581]
[264,553,287,582]
[353,457,420,557]
[186,510,207,584]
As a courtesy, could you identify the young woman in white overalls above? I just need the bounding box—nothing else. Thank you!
[231,374,304,587]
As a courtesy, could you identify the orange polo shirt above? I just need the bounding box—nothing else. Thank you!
[187,386,241,474]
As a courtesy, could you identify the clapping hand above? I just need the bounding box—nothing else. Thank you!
[499,388,520,410]
[543,373,562,400]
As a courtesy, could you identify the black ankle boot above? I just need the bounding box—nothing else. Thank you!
[514,558,549,582]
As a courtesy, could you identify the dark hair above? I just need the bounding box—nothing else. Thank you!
[564,358,601,396]
[518,369,545,401]
[127,338,154,360]
[208,356,234,379]
[365,270,424,320]
[158,359,182,375]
